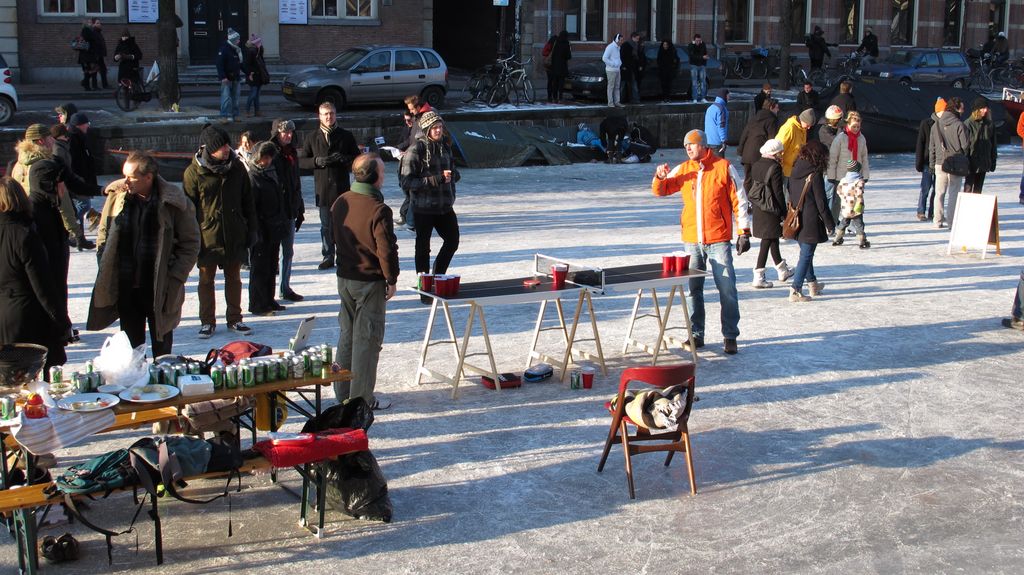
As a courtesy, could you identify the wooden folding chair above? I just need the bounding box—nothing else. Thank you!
[597,363,697,499]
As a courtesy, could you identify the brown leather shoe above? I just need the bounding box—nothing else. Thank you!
[1002,317,1024,332]
[723,338,738,355]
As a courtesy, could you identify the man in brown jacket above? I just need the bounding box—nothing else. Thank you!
[88,151,200,357]
[330,153,398,409]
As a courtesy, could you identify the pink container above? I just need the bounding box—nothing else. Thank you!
[662,255,675,274]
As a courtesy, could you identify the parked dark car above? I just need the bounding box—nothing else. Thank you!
[283,45,448,110]
[564,43,724,102]
[855,48,971,88]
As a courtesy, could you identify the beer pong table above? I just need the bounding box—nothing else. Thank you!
[412,254,707,399]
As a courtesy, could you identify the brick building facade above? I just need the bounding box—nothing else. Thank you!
[4,1,1022,83]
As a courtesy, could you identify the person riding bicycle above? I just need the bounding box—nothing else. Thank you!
[984,32,1010,66]
[856,28,879,65]
[113,29,142,88]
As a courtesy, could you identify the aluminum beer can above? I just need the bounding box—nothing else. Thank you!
[291,357,304,379]
[240,362,255,388]
[48,366,62,384]
[569,369,582,390]
[0,396,15,420]
[148,365,160,386]
[84,360,94,374]
[322,344,333,365]
[162,366,177,387]
[71,372,87,393]
[253,360,265,385]
[225,365,239,389]
[211,366,224,390]
[301,351,311,375]
[310,354,323,379]
[188,362,201,375]
[278,358,289,381]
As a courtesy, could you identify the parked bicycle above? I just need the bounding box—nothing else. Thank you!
[722,49,751,80]
[462,56,535,107]
[966,51,995,92]
[113,66,177,111]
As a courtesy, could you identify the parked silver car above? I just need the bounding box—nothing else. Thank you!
[282,45,448,110]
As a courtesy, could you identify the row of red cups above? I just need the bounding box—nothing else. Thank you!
[418,273,461,298]
[661,252,692,275]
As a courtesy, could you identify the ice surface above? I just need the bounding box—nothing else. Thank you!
[3,147,1024,573]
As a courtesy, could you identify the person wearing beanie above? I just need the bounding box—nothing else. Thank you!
[687,33,709,102]
[298,101,361,269]
[66,111,103,248]
[774,108,815,177]
[827,111,870,245]
[964,97,997,195]
[602,33,625,107]
[833,157,869,249]
[704,89,729,155]
[183,124,258,338]
[753,83,772,113]
[270,119,305,302]
[89,151,200,358]
[400,111,461,292]
[245,140,289,316]
[244,33,269,117]
[216,28,245,122]
[652,128,751,355]
[915,98,944,221]
[748,138,790,289]
[929,96,968,227]
[820,104,846,226]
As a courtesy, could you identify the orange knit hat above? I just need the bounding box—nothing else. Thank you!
[934,98,947,113]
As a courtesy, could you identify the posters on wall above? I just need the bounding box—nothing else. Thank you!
[128,0,158,23]
[280,0,309,25]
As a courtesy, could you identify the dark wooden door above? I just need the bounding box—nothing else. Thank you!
[188,0,248,66]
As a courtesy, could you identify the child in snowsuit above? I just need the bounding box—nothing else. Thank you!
[833,160,869,248]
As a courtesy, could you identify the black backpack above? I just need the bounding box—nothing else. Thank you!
[748,163,781,215]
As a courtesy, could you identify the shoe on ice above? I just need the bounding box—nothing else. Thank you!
[228,322,253,335]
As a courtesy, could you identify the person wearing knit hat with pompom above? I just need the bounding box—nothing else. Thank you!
[652,129,751,355]
[775,108,816,178]
[963,97,997,195]
[183,124,258,339]
[914,98,944,222]
[832,159,869,249]
[400,111,461,299]
[216,28,244,122]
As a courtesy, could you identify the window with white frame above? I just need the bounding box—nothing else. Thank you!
[890,1,914,46]
[566,0,605,42]
[724,0,751,44]
[41,0,118,15]
[311,0,376,18]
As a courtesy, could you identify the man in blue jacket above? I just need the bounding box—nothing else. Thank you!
[216,28,244,122]
[704,89,729,156]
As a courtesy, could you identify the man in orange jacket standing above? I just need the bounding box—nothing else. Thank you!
[653,129,751,354]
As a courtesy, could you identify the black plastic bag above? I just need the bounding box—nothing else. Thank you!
[301,397,374,433]
[318,451,393,523]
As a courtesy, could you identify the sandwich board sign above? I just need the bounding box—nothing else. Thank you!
[947,193,1000,259]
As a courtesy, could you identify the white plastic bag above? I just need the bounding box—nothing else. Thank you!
[94,332,148,387]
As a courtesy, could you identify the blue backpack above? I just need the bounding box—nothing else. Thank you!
[53,448,137,496]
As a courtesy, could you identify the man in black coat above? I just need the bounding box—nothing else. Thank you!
[271,119,305,301]
[688,34,709,102]
[914,102,938,222]
[805,27,835,72]
[91,18,110,89]
[796,81,819,109]
[620,32,641,104]
[857,27,879,64]
[298,102,361,270]
[737,98,780,193]
[67,113,101,237]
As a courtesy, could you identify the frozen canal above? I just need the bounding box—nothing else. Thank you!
[3,147,1024,573]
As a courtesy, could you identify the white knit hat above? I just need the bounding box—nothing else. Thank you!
[759,138,784,157]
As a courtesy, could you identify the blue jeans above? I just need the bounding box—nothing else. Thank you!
[684,241,740,340]
[691,66,707,101]
[823,179,839,225]
[918,168,936,218]
[71,196,91,231]
[791,242,818,292]
[586,137,606,152]
[220,80,240,119]
[246,84,262,114]
[279,220,295,296]
[1013,269,1024,320]
[320,204,334,261]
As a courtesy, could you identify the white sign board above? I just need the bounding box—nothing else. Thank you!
[947,193,1000,258]
[128,0,158,23]
[280,0,309,25]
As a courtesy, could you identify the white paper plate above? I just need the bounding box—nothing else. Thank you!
[56,393,120,412]
[97,383,126,394]
[119,384,180,403]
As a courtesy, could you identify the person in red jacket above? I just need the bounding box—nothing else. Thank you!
[652,129,751,355]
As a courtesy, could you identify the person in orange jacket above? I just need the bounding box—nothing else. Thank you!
[652,129,751,355]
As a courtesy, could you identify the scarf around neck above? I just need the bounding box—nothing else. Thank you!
[844,127,859,161]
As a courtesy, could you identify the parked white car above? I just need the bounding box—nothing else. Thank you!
[0,54,18,125]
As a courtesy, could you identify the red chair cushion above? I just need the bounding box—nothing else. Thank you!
[253,428,368,468]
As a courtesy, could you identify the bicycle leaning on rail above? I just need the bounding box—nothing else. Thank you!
[461,56,535,107]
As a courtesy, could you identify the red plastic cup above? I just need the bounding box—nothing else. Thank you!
[662,255,675,274]
[434,276,450,298]
[449,274,461,296]
[418,273,434,292]
[551,264,568,290]
[581,366,595,389]
[675,253,691,275]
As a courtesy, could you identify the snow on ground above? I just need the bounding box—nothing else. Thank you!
[4,147,1024,573]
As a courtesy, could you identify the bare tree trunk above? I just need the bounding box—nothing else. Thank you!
[779,0,794,90]
[157,0,180,110]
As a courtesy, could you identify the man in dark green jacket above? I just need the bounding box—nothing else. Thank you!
[183,125,258,339]
[330,153,398,409]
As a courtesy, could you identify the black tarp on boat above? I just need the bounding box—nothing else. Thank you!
[445,122,603,168]
[813,82,1008,152]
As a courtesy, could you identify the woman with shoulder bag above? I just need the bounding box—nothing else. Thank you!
[749,138,793,289]
[788,141,835,302]
[548,31,572,104]
[244,34,270,117]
